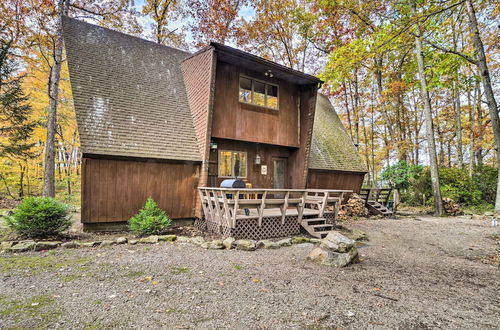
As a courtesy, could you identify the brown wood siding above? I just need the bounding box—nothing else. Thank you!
[81,157,200,223]
[288,86,318,188]
[307,170,366,193]
[211,61,300,147]
[208,139,293,188]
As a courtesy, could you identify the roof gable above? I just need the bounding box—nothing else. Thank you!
[62,17,201,162]
[309,94,368,173]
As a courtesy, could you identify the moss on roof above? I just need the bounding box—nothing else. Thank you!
[309,94,368,173]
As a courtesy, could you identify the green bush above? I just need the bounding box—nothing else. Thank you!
[128,198,171,236]
[401,166,496,209]
[472,165,497,205]
[6,197,72,238]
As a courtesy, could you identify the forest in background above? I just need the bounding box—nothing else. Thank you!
[0,0,498,214]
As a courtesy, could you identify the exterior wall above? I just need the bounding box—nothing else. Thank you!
[81,157,200,223]
[181,47,217,217]
[211,61,300,148]
[306,169,366,193]
[208,138,293,188]
[288,86,318,188]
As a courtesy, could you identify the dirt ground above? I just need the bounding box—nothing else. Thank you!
[1,215,499,329]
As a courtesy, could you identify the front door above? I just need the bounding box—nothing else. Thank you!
[272,158,287,189]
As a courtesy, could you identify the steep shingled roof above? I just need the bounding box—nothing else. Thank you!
[309,94,368,173]
[62,17,201,162]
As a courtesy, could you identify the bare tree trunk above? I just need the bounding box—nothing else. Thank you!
[411,0,444,216]
[465,0,500,214]
[42,0,69,198]
[467,83,475,176]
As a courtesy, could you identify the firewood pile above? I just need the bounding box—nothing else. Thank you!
[337,194,369,221]
[442,198,462,216]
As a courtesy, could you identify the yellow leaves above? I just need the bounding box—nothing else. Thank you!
[251,278,260,283]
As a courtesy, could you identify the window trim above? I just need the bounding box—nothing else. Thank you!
[239,75,279,110]
[218,150,248,178]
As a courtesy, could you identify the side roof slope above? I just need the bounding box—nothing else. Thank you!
[62,17,201,162]
[309,94,368,173]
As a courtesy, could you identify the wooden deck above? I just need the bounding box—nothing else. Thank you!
[197,188,352,239]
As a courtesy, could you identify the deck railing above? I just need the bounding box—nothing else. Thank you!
[198,188,352,228]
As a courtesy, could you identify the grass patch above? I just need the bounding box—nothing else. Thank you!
[123,270,146,278]
[0,255,91,273]
[0,294,61,328]
[232,264,242,270]
[170,266,190,274]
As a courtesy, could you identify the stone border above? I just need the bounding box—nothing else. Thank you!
[0,235,326,254]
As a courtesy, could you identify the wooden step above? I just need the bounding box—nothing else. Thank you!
[308,224,334,231]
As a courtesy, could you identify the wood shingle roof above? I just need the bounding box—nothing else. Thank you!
[309,94,368,173]
[62,17,201,162]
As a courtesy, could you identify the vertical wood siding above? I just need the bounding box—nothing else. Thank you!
[307,170,365,193]
[81,157,200,223]
[211,61,300,147]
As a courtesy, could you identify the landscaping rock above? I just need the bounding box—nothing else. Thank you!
[100,240,115,247]
[307,231,359,267]
[234,239,257,251]
[202,240,224,249]
[484,211,494,217]
[139,236,159,244]
[128,239,138,245]
[116,237,128,244]
[277,238,292,247]
[256,240,279,249]
[79,241,99,248]
[222,237,235,249]
[176,236,191,243]
[310,238,321,244]
[291,236,310,244]
[61,241,79,249]
[10,240,35,252]
[1,241,15,251]
[295,243,314,249]
[158,235,177,242]
[190,236,205,246]
[34,241,62,251]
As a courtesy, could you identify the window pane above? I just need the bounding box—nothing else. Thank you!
[267,84,278,109]
[253,81,265,106]
[219,151,232,177]
[239,77,252,103]
[233,152,247,178]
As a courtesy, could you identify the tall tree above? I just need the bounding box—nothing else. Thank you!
[42,0,69,198]
[410,0,443,215]
[188,0,248,47]
[142,0,185,47]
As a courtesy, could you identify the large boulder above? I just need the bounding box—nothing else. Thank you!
[307,231,359,267]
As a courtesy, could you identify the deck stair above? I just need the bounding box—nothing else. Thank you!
[360,188,394,217]
[366,201,393,216]
[300,216,334,238]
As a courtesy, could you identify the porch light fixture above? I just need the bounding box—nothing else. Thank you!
[264,70,274,78]
[255,154,261,165]
[210,141,218,150]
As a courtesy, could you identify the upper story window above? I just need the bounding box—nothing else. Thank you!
[218,150,247,178]
[239,76,279,110]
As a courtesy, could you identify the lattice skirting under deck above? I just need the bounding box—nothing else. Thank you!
[202,216,301,240]
[324,212,336,225]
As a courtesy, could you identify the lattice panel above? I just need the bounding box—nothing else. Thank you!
[193,218,207,231]
[324,212,336,225]
[231,216,300,240]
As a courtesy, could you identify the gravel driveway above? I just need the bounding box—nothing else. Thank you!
[1,216,498,329]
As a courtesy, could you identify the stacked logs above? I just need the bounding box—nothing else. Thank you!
[337,194,369,221]
[442,198,462,216]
